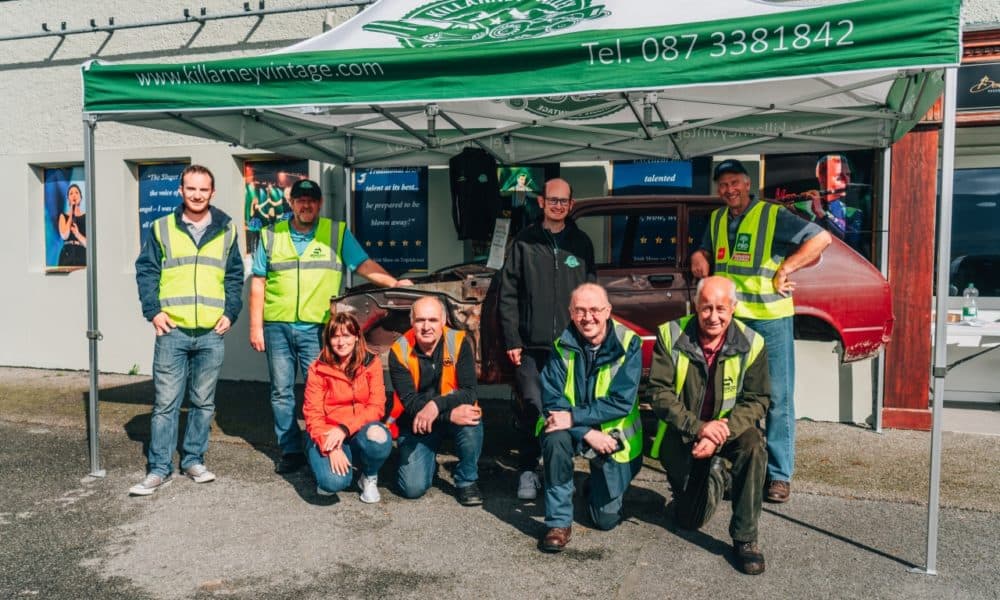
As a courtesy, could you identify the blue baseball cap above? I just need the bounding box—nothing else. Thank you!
[713,159,749,181]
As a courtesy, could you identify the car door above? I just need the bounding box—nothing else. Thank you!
[575,205,689,338]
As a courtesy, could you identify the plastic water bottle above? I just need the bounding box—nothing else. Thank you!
[962,283,979,323]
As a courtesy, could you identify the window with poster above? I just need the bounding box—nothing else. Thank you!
[42,166,87,272]
[242,158,309,255]
[763,150,876,261]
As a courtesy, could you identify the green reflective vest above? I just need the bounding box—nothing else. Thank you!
[537,321,643,464]
[263,218,346,324]
[154,215,236,329]
[710,201,794,320]
[649,315,765,459]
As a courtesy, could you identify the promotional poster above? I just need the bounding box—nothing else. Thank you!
[764,150,875,259]
[497,163,558,234]
[43,166,87,271]
[353,167,428,275]
[243,159,309,254]
[138,163,187,239]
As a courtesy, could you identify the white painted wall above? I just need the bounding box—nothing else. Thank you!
[0,2,995,419]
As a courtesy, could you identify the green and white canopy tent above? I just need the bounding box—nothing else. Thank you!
[81,0,962,572]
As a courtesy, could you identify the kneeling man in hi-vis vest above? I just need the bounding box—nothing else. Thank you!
[387,296,484,506]
[538,283,643,553]
[648,276,771,575]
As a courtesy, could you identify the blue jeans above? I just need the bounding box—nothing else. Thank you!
[742,316,795,482]
[148,328,225,477]
[396,421,483,499]
[542,429,641,530]
[307,422,393,494]
[263,322,321,456]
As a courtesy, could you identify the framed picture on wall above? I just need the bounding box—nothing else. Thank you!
[43,166,87,272]
[138,162,188,240]
[242,158,309,255]
[763,150,876,260]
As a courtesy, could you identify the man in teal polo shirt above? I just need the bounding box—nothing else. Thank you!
[249,179,411,474]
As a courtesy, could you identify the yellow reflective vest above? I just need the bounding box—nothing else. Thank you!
[263,218,346,324]
[537,321,643,464]
[154,215,236,329]
[709,201,794,320]
[649,315,765,459]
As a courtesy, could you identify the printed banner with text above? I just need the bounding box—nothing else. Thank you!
[353,167,428,275]
[138,163,186,238]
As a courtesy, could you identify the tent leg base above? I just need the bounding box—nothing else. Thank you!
[908,567,937,576]
[88,469,107,479]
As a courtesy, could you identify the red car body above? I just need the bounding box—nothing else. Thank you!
[335,195,894,383]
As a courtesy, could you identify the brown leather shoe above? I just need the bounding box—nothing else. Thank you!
[733,540,766,575]
[765,480,790,503]
[539,526,572,553]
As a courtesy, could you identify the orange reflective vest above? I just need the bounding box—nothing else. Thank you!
[385,327,465,439]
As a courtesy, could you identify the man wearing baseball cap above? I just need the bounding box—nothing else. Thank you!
[249,178,412,475]
[690,159,831,504]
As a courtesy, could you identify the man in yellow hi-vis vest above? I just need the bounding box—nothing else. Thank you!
[248,179,411,475]
[538,283,643,553]
[649,276,771,575]
[691,160,831,504]
[131,165,244,496]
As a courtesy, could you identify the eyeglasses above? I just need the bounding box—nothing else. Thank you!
[572,306,609,318]
[545,197,571,206]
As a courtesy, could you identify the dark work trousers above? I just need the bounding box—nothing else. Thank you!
[666,428,766,543]
[512,348,550,471]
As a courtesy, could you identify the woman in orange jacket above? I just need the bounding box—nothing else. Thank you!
[303,313,392,502]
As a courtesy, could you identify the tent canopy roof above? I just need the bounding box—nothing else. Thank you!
[82,0,961,166]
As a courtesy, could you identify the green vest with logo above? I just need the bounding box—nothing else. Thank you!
[649,315,765,459]
[710,201,794,320]
[154,215,236,329]
[263,218,346,324]
[537,321,643,464]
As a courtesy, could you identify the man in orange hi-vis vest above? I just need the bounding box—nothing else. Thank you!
[387,296,483,506]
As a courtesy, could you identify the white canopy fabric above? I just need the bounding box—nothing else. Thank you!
[80,0,963,573]
[83,0,960,166]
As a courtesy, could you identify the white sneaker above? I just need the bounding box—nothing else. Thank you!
[128,473,172,496]
[517,470,541,500]
[184,464,216,484]
[358,474,381,503]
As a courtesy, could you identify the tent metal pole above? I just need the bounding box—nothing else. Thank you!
[874,146,892,434]
[83,113,106,478]
[923,66,958,576]
[344,165,353,290]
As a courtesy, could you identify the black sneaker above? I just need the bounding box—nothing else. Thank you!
[275,452,306,474]
[733,540,766,575]
[456,483,483,506]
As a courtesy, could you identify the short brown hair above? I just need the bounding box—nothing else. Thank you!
[181,164,215,190]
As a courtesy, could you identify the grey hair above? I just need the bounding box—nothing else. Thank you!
[410,295,447,323]
[696,277,737,304]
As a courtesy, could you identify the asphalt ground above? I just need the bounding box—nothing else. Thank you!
[1,367,998,599]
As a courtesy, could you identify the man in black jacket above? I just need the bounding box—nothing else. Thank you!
[498,178,596,500]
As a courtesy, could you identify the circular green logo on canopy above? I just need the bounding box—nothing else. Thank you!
[363,0,610,49]
[506,94,624,120]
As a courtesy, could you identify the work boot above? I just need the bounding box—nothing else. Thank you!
[539,526,572,553]
[733,540,766,575]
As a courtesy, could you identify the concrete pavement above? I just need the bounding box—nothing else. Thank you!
[1,367,998,599]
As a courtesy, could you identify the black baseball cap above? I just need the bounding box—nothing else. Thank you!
[713,159,749,181]
[290,179,322,200]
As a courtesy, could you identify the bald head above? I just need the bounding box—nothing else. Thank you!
[695,276,737,344]
[569,283,611,346]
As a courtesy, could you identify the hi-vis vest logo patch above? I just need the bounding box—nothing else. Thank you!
[363,0,611,49]
[309,247,326,259]
[732,233,752,262]
[723,374,737,396]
